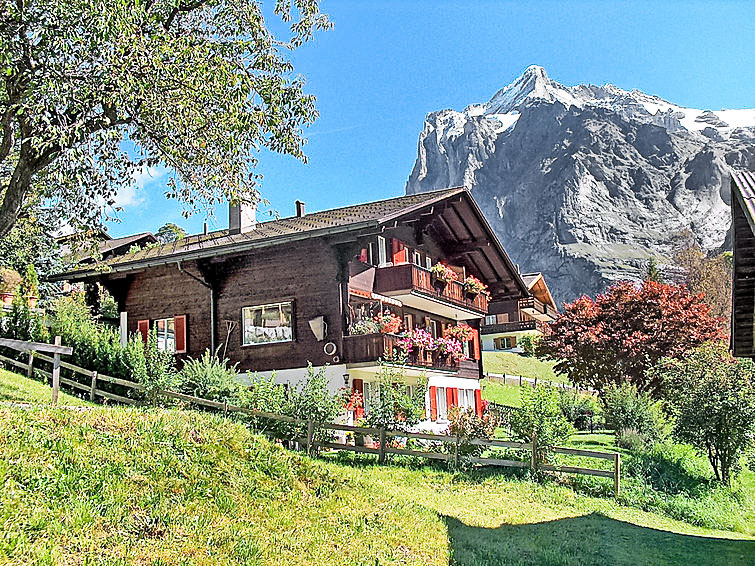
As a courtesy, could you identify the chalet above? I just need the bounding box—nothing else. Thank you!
[480,272,558,352]
[730,170,755,357]
[54,188,527,424]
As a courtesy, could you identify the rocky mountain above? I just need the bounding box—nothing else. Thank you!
[405,66,755,304]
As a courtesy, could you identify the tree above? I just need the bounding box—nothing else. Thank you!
[155,223,187,244]
[653,343,755,485]
[644,257,664,283]
[509,385,573,463]
[0,0,331,238]
[537,280,726,396]
[674,242,732,323]
[363,363,427,431]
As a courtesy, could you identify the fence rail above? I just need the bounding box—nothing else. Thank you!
[0,337,621,496]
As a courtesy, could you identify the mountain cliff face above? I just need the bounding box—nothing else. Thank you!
[405,66,755,304]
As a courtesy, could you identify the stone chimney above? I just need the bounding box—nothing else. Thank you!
[229,202,256,235]
[295,200,306,218]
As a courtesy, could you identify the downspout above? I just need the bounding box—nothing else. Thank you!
[176,261,216,353]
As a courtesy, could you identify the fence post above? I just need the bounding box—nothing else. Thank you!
[51,336,61,405]
[519,375,522,387]
[26,351,34,379]
[530,434,538,474]
[614,453,621,497]
[223,400,228,417]
[534,376,537,388]
[89,371,97,402]
[378,428,387,464]
[305,420,314,456]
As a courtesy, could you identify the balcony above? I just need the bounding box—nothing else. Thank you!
[481,319,537,335]
[342,333,481,379]
[374,263,488,319]
[519,297,558,321]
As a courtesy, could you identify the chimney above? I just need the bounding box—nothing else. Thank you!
[229,202,257,235]
[295,200,306,218]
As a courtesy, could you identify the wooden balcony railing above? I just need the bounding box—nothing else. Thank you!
[342,333,480,378]
[481,319,538,335]
[519,297,558,320]
[374,263,489,313]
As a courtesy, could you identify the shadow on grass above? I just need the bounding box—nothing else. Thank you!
[443,512,755,566]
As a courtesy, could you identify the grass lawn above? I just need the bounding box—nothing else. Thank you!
[1,402,754,565]
[481,380,523,407]
[483,351,565,383]
[0,368,91,406]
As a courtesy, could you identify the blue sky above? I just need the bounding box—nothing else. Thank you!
[107,0,755,237]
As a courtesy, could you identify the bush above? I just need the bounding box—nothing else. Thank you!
[602,382,666,443]
[237,373,288,435]
[518,333,540,357]
[447,406,497,459]
[510,385,573,462]
[282,364,342,444]
[137,329,178,404]
[363,363,427,431]
[616,428,650,452]
[179,349,239,402]
[558,390,599,430]
[1,292,48,343]
[653,342,755,484]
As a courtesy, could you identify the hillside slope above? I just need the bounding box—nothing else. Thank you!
[1,403,754,565]
[406,65,755,303]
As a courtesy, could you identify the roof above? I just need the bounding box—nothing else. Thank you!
[98,233,156,256]
[732,170,755,235]
[521,273,541,288]
[520,272,557,309]
[55,188,472,280]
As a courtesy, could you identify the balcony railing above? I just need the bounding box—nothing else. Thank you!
[374,263,489,313]
[519,297,558,320]
[481,319,538,335]
[342,333,480,378]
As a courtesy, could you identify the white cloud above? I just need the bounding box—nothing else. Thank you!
[112,165,168,209]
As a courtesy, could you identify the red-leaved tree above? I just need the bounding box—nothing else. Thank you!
[537,280,726,396]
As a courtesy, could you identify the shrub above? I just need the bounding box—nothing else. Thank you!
[447,406,497,459]
[602,382,666,442]
[137,329,179,404]
[179,349,239,402]
[363,363,427,431]
[616,428,650,452]
[510,385,573,461]
[518,333,540,357]
[653,342,755,484]
[236,373,289,435]
[558,390,599,431]
[282,364,342,443]
[1,292,48,342]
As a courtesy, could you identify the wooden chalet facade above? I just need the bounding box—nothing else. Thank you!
[55,188,527,425]
[480,272,558,352]
[731,170,755,357]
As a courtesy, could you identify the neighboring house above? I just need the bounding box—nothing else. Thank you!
[480,272,558,353]
[730,170,755,358]
[53,188,527,425]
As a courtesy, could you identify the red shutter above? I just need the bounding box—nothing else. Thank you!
[429,386,437,421]
[446,387,454,411]
[471,330,481,360]
[352,378,364,419]
[474,389,483,417]
[391,238,408,264]
[137,319,149,344]
[358,248,368,263]
[174,315,187,354]
[452,388,459,407]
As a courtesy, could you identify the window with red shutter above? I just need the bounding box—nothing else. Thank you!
[174,315,187,354]
[474,389,483,418]
[446,387,454,411]
[429,386,438,421]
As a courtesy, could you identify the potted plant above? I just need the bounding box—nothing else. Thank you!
[0,267,22,305]
[373,311,402,334]
[429,262,457,290]
[444,323,475,343]
[348,319,379,335]
[435,336,465,365]
[462,275,487,298]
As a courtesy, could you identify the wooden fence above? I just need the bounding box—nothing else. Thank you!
[0,337,622,496]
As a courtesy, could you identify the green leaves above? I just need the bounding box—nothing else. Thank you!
[0,0,330,237]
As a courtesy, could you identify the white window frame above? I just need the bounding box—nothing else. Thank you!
[367,242,374,265]
[436,387,448,421]
[429,320,439,338]
[154,318,175,352]
[241,301,294,346]
[425,256,433,270]
[413,251,422,266]
[484,315,496,326]
[377,236,387,266]
[404,313,413,331]
[459,389,474,410]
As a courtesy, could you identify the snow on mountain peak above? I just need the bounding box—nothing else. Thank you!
[484,65,583,115]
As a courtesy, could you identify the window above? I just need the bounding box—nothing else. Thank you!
[403,313,413,331]
[377,236,387,266]
[154,318,175,352]
[429,320,439,338]
[484,315,496,326]
[459,389,475,409]
[242,301,294,345]
[494,336,516,350]
[497,313,510,324]
[436,387,448,420]
[414,251,422,265]
[425,256,432,270]
[367,242,374,265]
